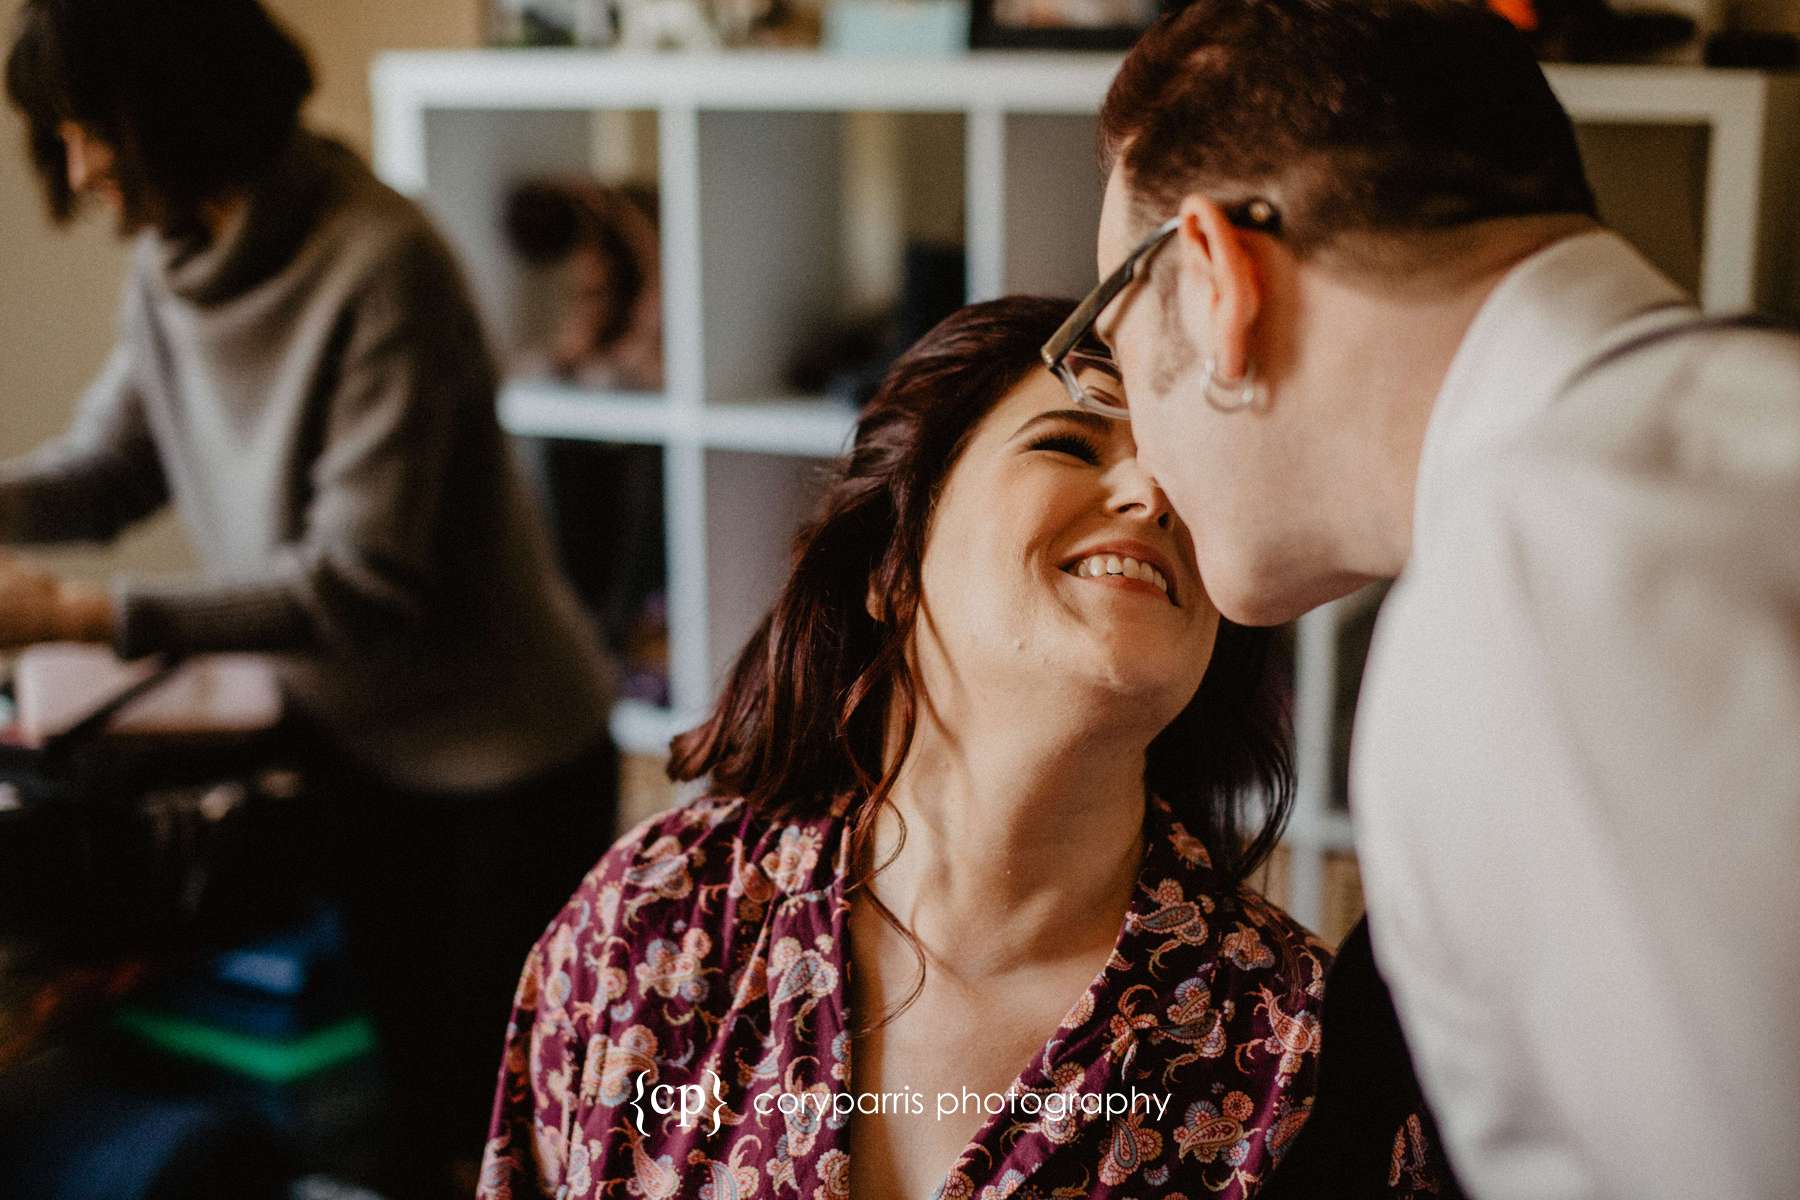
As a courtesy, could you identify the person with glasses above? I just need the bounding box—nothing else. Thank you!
[1070,2,1800,1197]
[478,297,1434,1199]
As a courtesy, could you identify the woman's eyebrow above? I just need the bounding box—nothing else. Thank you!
[1009,408,1118,442]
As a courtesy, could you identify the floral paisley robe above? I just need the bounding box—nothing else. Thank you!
[478,791,1411,1199]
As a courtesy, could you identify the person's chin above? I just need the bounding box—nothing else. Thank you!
[1183,538,1298,627]
[1209,585,1298,627]
[1060,633,1200,702]
[1207,565,1354,628]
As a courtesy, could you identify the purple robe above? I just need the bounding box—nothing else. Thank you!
[478,791,1433,1199]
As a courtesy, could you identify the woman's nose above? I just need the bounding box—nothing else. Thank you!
[1109,460,1175,530]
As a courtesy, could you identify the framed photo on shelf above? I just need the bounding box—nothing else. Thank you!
[969,0,1158,50]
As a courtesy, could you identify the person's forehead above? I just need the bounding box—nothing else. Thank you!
[1097,164,1136,273]
[973,366,1133,446]
[986,366,1067,428]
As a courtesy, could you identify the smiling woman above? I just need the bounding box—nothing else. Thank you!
[478,298,1433,1199]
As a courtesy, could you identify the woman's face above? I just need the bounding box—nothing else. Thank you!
[911,363,1219,730]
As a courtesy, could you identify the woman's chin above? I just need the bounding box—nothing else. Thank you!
[1050,647,1203,718]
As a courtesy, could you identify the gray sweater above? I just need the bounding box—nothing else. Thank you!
[0,133,615,792]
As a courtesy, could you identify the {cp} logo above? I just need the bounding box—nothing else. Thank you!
[631,1069,726,1135]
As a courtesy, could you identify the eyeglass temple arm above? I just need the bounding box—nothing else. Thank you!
[1042,286,1119,367]
[1041,215,1184,367]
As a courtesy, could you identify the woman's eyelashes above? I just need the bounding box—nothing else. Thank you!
[1027,431,1104,464]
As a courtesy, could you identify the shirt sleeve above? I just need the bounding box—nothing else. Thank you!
[114,229,491,658]
[1355,424,1800,1199]
[0,339,170,546]
[478,923,583,1200]
[479,821,655,1200]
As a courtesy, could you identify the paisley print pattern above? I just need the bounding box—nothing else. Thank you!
[478,792,1435,1198]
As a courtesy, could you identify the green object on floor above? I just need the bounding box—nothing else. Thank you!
[113,1007,377,1084]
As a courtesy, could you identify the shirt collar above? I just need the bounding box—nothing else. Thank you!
[1413,229,1690,545]
[156,131,343,305]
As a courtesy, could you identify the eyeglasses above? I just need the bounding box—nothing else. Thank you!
[1041,198,1281,420]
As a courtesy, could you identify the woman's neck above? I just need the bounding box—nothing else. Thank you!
[861,694,1149,978]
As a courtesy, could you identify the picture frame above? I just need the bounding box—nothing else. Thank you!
[968,0,1159,50]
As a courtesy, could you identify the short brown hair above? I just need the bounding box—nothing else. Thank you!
[1102,0,1597,265]
[6,0,313,232]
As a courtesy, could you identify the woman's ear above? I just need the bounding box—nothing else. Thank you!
[865,579,883,623]
[1173,193,1264,385]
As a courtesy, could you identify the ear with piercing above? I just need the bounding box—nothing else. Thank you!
[1200,356,1262,413]
[1194,196,1275,414]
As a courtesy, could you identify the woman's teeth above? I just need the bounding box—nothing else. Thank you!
[1069,554,1170,598]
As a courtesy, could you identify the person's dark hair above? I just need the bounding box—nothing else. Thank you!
[6,0,313,231]
[671,296,1293,1020]
[1101,0,1598,268]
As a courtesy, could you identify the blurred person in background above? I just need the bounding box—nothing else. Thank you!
[0,1,618,1195]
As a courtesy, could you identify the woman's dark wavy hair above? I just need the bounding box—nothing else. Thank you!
[671,297,1294,1019]
[6,0,313,232]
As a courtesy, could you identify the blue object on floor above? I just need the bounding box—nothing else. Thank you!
[139,905,359,1041]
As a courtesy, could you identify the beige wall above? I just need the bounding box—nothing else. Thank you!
[0,0,480,580]
[0,0,138,577]
[263,0,482,155]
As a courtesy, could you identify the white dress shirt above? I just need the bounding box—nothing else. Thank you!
[1352,230,1800,1199]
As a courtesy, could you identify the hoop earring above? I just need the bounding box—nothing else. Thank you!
[1201,356,1261,413]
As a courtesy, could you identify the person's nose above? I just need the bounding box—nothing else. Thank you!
[64,139,90,193]
[1107,457,1175,531]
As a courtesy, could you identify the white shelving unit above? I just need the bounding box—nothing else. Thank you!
[372,51,1800,934]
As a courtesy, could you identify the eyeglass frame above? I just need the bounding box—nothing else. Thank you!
[1040,197,1282,419]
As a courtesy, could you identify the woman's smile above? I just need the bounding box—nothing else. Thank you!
[1059,539,1180,606]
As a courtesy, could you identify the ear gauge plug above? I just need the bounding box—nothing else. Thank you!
[1200,356,1262,413]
